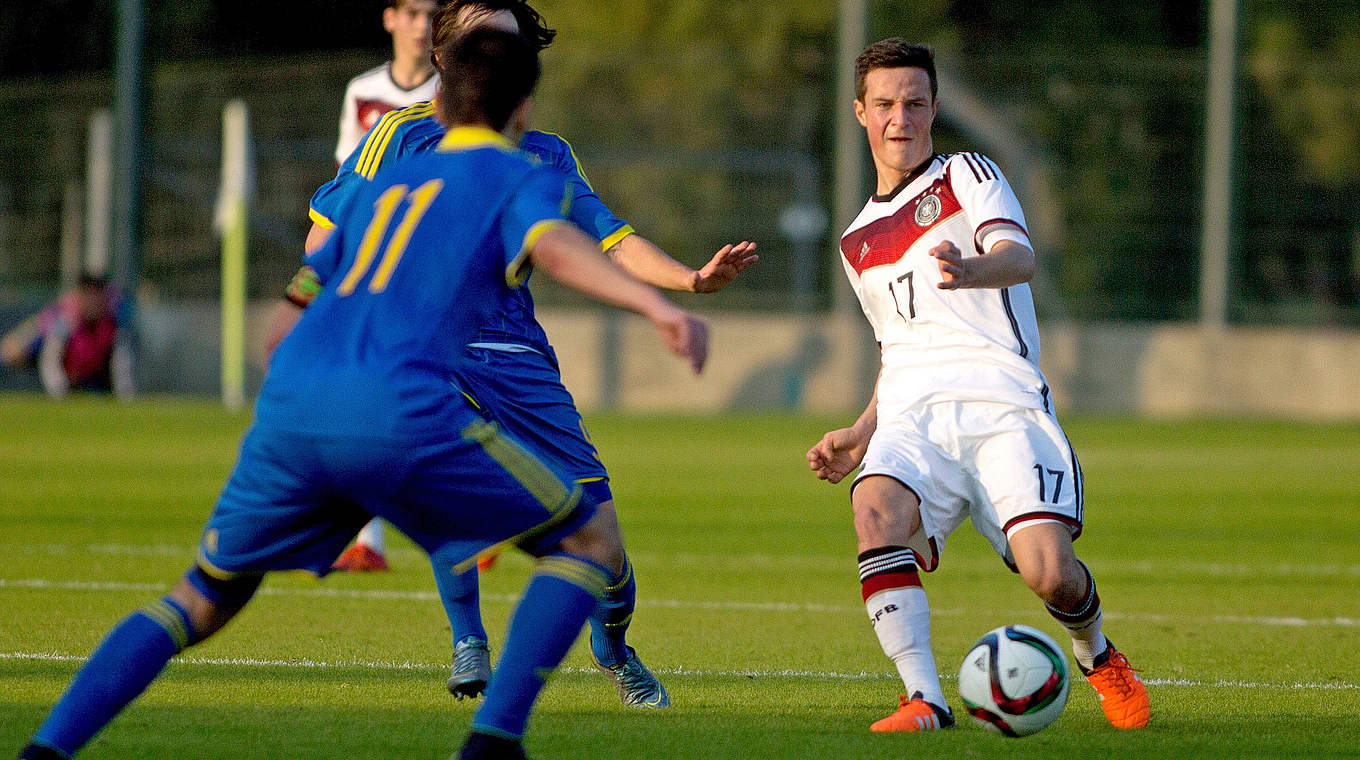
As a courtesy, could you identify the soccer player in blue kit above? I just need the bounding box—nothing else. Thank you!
[16,29,708,760]
[268,0,757,709]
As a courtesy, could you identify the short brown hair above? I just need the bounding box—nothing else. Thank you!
[431,0,557,67]
[855,38,936,102]
[436,28,540,131]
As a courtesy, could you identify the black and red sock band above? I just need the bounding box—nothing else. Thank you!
[858,545,920,601]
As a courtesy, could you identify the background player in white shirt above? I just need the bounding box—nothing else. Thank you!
[331,0,439,570]
[333,0,440,166]
[807,38,1150,733]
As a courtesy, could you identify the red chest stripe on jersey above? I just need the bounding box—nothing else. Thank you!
[841,178,962,275]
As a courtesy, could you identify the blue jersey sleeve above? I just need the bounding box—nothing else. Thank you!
[500,166,572,287]
[308,152,365,230]
[523,132,632,250]
[305,216,348,286]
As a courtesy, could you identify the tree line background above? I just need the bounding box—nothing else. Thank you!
[0,0,1356,324]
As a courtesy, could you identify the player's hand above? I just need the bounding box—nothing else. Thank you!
[650,304,709,374]
[807,426,869,484]
[691,241,759,293]
[930,240,968,289]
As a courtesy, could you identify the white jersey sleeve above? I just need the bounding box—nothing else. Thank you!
[948,152,1030,253]
[334,79,366,166]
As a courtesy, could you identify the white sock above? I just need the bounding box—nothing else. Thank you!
[867,586,945,708]
[1045,560,1107,670]
[356,519,385,553]
[1068,610,1107,671]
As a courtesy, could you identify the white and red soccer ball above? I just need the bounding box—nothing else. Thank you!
[958,624,1070,737]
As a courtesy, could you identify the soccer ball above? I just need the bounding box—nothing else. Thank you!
[957,624,1069,737]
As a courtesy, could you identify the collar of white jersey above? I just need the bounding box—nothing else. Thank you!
[872,153,945,204]
[437,126,515,153]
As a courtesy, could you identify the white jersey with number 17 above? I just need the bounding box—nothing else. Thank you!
[839,152,1051,421]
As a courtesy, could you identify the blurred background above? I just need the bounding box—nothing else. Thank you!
[1,0,1357,416]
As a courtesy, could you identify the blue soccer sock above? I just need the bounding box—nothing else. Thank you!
[471,553,609,740]
[431,559,488,645]
[588,554,636,667]
[31,597,196,757]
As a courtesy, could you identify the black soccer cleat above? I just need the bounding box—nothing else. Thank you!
[454,731,529,760]
[18,744,68,760]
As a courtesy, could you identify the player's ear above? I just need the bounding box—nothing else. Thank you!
[505,97,533,142]
[854,98,868,127]
[383,6,398,34]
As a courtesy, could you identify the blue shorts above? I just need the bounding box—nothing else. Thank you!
[196,411,595,579]
[456,347,613,504]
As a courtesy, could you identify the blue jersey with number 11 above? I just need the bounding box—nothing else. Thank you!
[259,127,570,438]
[308,102,632,354]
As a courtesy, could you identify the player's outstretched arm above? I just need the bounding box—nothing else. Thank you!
[807,377,881,484]
[930,238,1034,290]
[608,234,758,294]
[532,225,708,373]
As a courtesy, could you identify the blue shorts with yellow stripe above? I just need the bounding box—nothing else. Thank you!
[456,346,613,505]
[196,411,595,580]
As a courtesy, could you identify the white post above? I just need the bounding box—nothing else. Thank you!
[1200,0,1240,329]
[60,181,83,289]
[835,0,868,317]
[214,100,253,411]
[84,110,113,279]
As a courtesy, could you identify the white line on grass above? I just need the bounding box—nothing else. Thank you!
[2,577,1356,629]
[1,652,1355,692]
[12,543,1360,579]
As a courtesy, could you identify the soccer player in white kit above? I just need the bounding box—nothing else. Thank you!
[333,0,440,166]
[807,39,1150,732]
[331,0,439,570]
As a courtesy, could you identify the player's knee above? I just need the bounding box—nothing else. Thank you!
[557,506,624,571]
[1020,565,1066,602]
[175,567,262,638]
[851,490,919,546]
[1018,556,1084,606]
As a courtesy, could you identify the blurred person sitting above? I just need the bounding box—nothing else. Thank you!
[0,274,133,399]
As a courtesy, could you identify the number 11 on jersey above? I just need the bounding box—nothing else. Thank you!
[337,179,444,297]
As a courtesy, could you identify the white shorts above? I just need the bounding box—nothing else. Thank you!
[853,400,1084,572]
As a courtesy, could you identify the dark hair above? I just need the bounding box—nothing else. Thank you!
[854,38,936,102]
[431,0,556,68]
[436,28,540,131]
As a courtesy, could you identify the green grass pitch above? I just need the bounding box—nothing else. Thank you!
[1,394,1357,758]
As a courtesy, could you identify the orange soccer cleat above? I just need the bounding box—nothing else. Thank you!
[869,692,955,732]
[331,544,389,572]
[1082,643,1150,729]
[476,553,499,572]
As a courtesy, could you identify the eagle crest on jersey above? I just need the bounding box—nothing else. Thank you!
[914,194,942,226]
